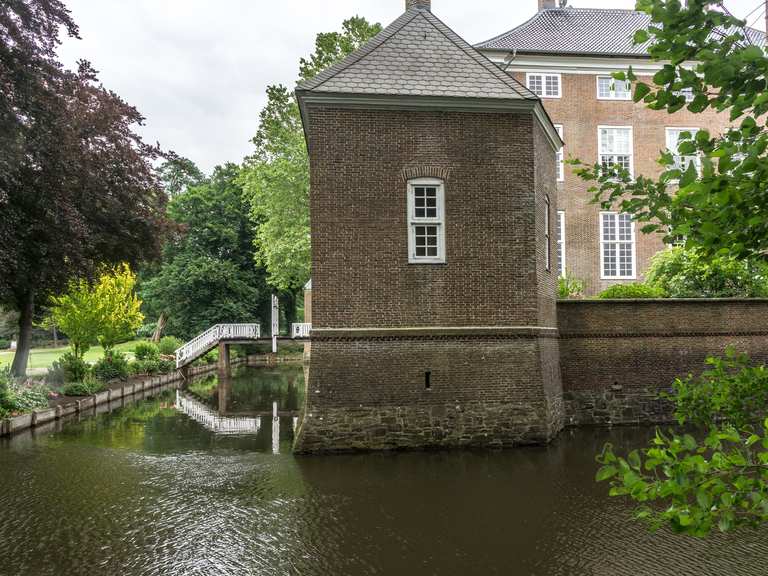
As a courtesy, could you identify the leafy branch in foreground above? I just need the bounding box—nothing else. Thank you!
[597,348,768,536]
[569,0,768,260]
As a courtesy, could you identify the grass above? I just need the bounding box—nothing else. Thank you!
[0,340,144,371]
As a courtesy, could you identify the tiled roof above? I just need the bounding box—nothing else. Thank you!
[475,8,766,57]
[297,5,536,100]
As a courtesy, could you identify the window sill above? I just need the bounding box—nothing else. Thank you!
[408,259,447,265]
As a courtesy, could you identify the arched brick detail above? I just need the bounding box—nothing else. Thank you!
[400,165,452,183]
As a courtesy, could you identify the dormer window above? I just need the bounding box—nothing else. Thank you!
[527,73,561,98]
[408,178,445,264]
[597,76,631,100]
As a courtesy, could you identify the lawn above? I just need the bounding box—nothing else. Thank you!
[0,340,144,372]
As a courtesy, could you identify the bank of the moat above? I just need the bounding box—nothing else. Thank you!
[1,365,766,576]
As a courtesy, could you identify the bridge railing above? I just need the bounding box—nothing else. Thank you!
[175,323,261,368]
[291,323,311,339]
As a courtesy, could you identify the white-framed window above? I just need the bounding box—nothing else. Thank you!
[597,76,632,100]
[666,127,701,173]
[544,195,551,272]
[600,212,635,279]
[527,72,561,98]
[407,178,445,264]
[557,210,566,277]
[555,124,564,182]
[674,87,694,102]
[598,126,633,177]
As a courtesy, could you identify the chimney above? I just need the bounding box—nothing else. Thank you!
[538,0,556,9]
[406,0,431,10]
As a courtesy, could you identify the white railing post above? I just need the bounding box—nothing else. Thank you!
[271,295,279,354]
[291,323,312,338]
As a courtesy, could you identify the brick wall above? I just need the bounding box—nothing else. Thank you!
[510,72,732,295]
[558,299,768,425]
[296,106,563,452]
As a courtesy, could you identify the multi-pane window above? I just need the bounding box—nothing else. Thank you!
[597,76,631,100]
[598,126,633,177]
[600,212,635,279]
[557,210,566,277]
[408,179,445,263]
[666,127,700,173]
[555,124,564,182]
[527,73,561,98]
[544,196,551,271]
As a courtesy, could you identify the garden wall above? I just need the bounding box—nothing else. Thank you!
[557,299,768,426]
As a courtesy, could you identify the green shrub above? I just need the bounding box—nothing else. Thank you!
[158,336,182,356]
[158,359,176,373]
[58,351,90,382]
[129,356,174,375]
[136,322,157,338]
[62,375,105,397]
[598,283,665,299]
[46,360,65,386]
[0,368,51,416]
[92,350,129,382]
[0,338,8,349]
[133,341,160,361]
[646,246,768,298]
[558,275,585,299]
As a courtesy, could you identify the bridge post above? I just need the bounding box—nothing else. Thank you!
[218,341,231,379]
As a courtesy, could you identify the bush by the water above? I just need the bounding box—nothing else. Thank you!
[58,351,90,382]
[646,246,768,298]
[0,338,9,350]
[158,336,182,356]
[129,357,175,376]
[133,341,160,361]
[598,283,665,299]
[62,375,105,397]
[0,367,50,417]
[92,350,129,382]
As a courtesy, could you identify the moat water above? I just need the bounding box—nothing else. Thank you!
[1,364,766,576]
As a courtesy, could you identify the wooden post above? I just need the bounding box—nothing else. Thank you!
[218,341,230,379]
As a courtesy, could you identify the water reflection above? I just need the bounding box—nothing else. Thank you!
[0,367,767,575]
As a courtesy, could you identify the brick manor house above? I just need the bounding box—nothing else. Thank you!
[292,0,767,453]
[478,0,762,295]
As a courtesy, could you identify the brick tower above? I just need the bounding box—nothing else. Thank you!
[294,1,564,452]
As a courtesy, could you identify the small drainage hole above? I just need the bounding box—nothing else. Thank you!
[425,371,431,390]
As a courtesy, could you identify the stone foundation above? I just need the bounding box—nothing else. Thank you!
[294,331,563,453]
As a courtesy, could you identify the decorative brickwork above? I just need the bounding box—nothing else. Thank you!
[558,299,768,426]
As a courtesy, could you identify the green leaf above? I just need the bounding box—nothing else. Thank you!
[596,465,619,481]
[633,29,649,44]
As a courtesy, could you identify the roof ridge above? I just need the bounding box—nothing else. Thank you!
[421,10,536,100]
[296,9,420,92]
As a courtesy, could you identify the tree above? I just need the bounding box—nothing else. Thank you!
[240,17,382,294]
[141,164,270,339]
[646,246,768,297]
[50,279,99,359]
[0,1,166,377]
[93,264,143,351]
[158,154,206,198]
[572,0,768,261]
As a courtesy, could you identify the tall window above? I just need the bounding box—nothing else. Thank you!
[555,124,564,182]
[600,212,635,279]
[408,178,445,264]
[666,127,700,173]
[598,126,633,177]
[544,196,551,271]
[527,72,561,98]
[557,210,566,277]
[597,76,631,100]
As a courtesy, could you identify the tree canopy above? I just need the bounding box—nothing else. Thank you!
[240,16,382,292]
[1,0,166,376]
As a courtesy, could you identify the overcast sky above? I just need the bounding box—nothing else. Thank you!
[57,0,766,174]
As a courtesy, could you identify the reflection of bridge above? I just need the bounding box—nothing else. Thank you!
[175,391,262,434]
[175,322,311,370]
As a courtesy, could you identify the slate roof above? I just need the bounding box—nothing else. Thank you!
[475,8,766,57]
[296,5,536,100]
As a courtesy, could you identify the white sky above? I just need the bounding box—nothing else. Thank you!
[57,0,766,173]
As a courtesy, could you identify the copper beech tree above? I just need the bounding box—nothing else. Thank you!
[0,0,166,377]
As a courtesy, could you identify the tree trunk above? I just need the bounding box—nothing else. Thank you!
[10,291,35,379]
[52,323,58,347]
[151,313,166,343]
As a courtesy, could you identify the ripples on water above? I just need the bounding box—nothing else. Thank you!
[0,366,766,576]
